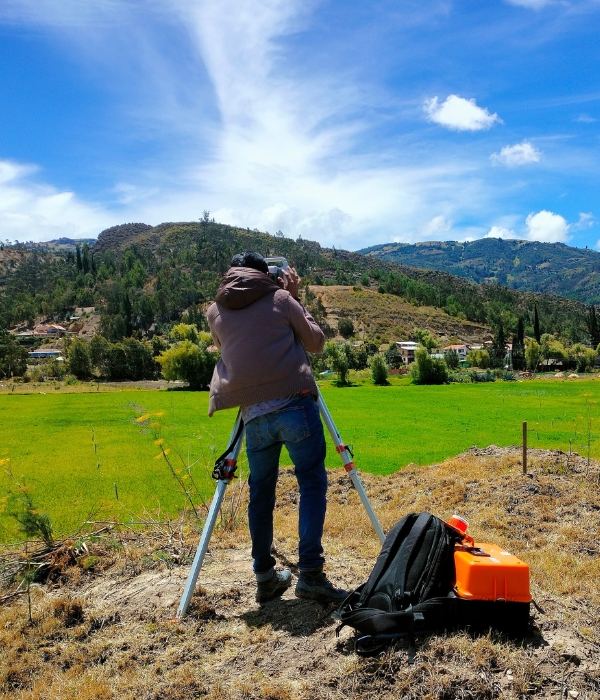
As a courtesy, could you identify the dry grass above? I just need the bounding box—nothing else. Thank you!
[311,285,489,342]
[2,447,600,699]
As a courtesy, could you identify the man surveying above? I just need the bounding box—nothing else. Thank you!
[207,251,347,605]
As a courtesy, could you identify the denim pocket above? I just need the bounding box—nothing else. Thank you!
[245,421,263,451]
[271,407,310,443]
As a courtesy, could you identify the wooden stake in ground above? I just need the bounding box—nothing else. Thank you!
[522,421,527,475]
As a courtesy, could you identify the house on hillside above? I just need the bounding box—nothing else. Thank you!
[34,324,68,337]
[28,349,62,359]
[395,341,419,364]
[443,344,470,360]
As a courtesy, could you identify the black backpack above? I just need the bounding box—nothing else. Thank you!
[336,512,531,658]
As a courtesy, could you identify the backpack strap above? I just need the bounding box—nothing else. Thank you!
[339,606,417,637]
[338,595,462,637]
[393,512,434,605]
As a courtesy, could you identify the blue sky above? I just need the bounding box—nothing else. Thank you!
[0,0,599,250]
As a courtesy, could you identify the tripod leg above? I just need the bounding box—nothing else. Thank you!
[176,479,229,618]
[317,391,385,544]
[176,412,245,619]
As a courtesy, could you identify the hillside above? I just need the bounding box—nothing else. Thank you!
[0,221,594,348]
[359,238,600,304]
[310,285,488,343]
[1,447,599,698]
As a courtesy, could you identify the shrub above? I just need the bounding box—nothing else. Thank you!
[68,339,92,379]
[338,318,354,339]
[448,372,470,383]
[412,328,440,351]
[46,359,67,380]
[385,344,404,369]
[4,480,53,545]
[466,349,491,369]
[324,341,350,385]
[158,340,216,390]
[572,346,597,372]
[106,343,128,380]
[152,335,169,357]
[170,323,199,343]
[121,338,158,380]
[351,347,369,370]
[444,349,460,370]
[370,354,389,385]
[525,339,540,371]
[410,346,448,385]
[470,370,495,383]
[0,327,28,378]
[89,333,110,374]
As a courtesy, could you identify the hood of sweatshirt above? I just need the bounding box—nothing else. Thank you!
[215,267,280,310]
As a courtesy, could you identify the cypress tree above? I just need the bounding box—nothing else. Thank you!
[76,244,82,271]
[512,317,526,371]
[122,293,133,337]
[517,316,525,346]
[82,244,90,274]
[533,304,541,344]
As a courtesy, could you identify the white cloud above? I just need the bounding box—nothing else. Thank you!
[113,182,161,206]
[575,113,597,123]
[572,212,595,230]
[491,141,541,167]
[420,215,453,238]
[485,226,518,239]
[1,1,576,252]
[0,161,37,185]
[0,159,112,241]
[505,0,552,8]
[525,210,570,243]
[425,95,501,132]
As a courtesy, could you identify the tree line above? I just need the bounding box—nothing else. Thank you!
[1,220,599,389]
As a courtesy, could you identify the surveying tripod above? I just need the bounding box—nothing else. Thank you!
[176,390,385,618]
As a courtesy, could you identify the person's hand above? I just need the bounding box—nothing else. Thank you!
[281,266,301,299]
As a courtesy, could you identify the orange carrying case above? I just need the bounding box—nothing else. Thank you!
[453,542,531,603]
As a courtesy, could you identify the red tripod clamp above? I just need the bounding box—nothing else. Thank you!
[212,458,238,481]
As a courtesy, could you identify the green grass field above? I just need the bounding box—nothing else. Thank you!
[1,379,599,541]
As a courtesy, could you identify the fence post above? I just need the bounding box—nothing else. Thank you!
[522,422,527,475]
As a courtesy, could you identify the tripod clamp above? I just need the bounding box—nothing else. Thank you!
[211,416,244,481]
[212,458,238,481]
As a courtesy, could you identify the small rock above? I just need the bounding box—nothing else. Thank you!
[568,690,579,698]
[561,652,581,666]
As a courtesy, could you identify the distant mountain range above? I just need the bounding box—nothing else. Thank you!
[358,239,600,304]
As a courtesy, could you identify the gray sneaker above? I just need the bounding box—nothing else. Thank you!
[295,570,348,604]
[255,569,292,603]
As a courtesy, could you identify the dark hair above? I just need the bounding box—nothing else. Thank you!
[230,251,268,274]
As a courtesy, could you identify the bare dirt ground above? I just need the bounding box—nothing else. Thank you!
[2,447,600,699]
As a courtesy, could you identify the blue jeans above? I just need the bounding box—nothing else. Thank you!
[244,395,327,575]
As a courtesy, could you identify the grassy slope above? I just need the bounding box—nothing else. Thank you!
[2,379,600,541]
[312,285,489,341]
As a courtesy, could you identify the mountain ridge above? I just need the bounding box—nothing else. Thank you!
[357,238,600,304]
